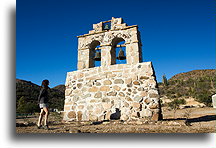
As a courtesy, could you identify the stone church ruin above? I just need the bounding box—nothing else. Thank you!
[63,17,162,122]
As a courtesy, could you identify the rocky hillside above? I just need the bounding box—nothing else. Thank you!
[53,85,65,93]
[169,69,215,82]
[16,79,65,113]
[158,69,215,106]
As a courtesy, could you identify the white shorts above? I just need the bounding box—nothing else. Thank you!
[39,103,48,109]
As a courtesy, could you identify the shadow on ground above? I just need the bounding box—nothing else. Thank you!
[164,115,216,123]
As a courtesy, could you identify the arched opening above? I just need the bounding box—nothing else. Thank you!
[110,108,121,120]
[89,40,101,68]
[111,37,126,65]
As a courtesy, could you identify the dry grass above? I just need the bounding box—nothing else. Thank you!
[16,107,216,133]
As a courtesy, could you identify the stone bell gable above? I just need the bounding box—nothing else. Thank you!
[63,17,162,122]
[77,17,142,69]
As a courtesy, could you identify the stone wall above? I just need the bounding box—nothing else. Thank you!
[63,62,162,122]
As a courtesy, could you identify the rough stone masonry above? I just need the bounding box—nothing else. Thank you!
[63,17,162,122]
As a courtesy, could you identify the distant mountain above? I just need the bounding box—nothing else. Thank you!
[169,69,215,82]
[158,69,215,106]
[16,79,65,112]
[53,85,65,93]
[16,79,41,101]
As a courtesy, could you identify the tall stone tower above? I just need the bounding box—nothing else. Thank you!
[64,17,162,122]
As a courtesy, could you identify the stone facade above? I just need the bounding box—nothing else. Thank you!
[63,17,162,122]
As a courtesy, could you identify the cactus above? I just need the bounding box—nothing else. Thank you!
[162,74,168,86]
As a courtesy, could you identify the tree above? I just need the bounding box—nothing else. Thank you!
[17,96,38,114]
[17,96,27,114]
[25,102,39,113]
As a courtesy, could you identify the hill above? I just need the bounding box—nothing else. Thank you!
[16,79,65,113]
[53,85,65,93]
[158,69,215,106]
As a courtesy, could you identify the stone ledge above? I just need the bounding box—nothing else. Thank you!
[77,25,138,38]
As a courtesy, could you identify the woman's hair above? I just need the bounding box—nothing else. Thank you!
[41,79,49,88]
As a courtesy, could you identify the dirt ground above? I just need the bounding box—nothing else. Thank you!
[16,107,216,133]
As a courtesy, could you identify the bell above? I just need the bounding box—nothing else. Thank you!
[117,48,126,60]
[104,23,110,30]
[94,51,101,61]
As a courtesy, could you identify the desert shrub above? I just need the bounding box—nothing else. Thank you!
[17,96,39,114]
[176,92,182,98]
[25,102,39,113]
[168,80,175,85]
[195,93,212,107]
[49,97,64,110]
[167,89,176,94]
[17,96,27,113]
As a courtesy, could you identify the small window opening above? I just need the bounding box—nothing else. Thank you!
[103,22,111,31]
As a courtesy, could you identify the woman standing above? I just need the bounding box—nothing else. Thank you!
[37,79,50,130]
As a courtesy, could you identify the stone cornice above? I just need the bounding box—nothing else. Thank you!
[78,40,140,50]
[77,25,138,38]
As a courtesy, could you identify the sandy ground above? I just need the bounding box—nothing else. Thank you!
[16,107,216,133]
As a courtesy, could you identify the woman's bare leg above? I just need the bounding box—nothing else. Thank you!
[37,109,45,126]
[43,107,49,126]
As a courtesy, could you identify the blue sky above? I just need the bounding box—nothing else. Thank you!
[16,0,215,88]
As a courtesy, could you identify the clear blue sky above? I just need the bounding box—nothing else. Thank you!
[16,0,215,88]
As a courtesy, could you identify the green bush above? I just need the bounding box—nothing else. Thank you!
[17,96,39,114]
[17,96,27,113]
[168,98,186,110]
[195,93,212,107]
